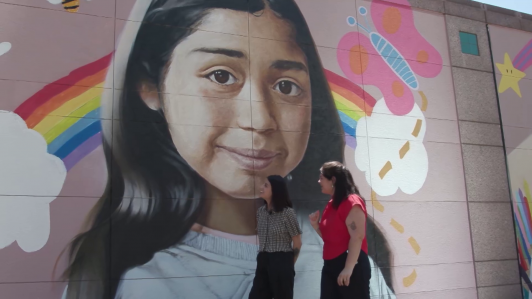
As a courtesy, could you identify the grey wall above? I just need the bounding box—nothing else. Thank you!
[407,0,531,298]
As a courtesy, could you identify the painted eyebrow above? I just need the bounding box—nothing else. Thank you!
[270,60,308,73]
[191,47,246,58]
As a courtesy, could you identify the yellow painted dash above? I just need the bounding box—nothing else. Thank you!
[371,190,384,213]
[403,269,417,287]
[379,161,392,179]
[419,91,428,111]
[390,218,404,233]
[412,119,422,137]
[399,141,410,159]
[408,236,421,255]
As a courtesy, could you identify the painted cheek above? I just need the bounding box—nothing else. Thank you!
[205,98,235,128]
[179,126,218,174]
[284,131,309,166]
[163,56,197,96]
[274,103,311,132]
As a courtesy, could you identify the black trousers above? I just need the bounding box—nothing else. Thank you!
[249,251,295,299]
[320,250,371,299]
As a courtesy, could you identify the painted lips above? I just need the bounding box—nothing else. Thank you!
[218,146,280,171]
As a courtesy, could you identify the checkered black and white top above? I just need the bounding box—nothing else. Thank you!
[257,205,302,252]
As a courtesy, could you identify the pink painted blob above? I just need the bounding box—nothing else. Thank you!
[338,32,415,115]
[371,0,443,78]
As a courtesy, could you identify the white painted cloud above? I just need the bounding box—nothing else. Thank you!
[355,99,428,197]
[0,111,66,252]
[0,42,11,57]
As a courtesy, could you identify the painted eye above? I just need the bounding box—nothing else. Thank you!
[207,70,237,85]
[274,80,302,96]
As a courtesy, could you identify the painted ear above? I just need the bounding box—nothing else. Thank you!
[138,80,161,110]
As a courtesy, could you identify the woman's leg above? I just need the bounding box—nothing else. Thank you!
[249,252,273,299]
[267,252,294,299]
[320,253,347,299]
[339,250,372,299]
[320,266,338,299]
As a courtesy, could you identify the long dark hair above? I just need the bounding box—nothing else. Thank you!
[266,175,293,212]
[321,161,362,208]
[62,1,393,298]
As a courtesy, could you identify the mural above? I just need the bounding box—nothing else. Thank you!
[0,42,11,57]
[489,24,532,299]
[336,0,440,197]
[48,0,84,13]
[0,0,476,298]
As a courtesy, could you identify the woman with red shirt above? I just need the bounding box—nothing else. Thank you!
[309,161,371,299]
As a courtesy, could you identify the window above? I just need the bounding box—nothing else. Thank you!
[459,32,479,56]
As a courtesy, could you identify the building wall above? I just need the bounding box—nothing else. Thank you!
[0,0,527,298]
[489,24,532,299]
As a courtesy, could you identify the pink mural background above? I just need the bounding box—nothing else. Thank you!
[0,0,478,298]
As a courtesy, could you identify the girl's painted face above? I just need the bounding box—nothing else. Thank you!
[318,171,334,195]
[259,180,272,202]
[161,9,312,199]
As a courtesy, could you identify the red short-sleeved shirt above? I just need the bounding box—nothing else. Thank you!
[319,194,368,260]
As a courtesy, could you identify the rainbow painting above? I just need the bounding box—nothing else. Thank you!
[514,39,532,72]
[14,53,112,171]
[14,54,374,172]
[514,180,532,298]
[324,69,376,149]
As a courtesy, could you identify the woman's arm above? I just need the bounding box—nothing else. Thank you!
[311,224,322,238]
[286,208,303,264]
[309,210,322,238]
[337,205,365,286]
[292,234,302,264]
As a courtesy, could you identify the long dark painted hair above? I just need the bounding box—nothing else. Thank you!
[266,175,293,212]
[62,0,394,298]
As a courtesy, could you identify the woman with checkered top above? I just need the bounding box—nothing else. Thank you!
[249,175,302,299]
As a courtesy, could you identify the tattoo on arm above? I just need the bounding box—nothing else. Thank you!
[349,221,357,231]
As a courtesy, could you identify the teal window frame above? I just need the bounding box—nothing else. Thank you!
[459,31,479,56]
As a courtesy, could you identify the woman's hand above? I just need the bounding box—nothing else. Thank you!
[337,267,353,286]
[308,210,320,228]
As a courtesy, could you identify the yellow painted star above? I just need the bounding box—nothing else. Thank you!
[496,53,526,98]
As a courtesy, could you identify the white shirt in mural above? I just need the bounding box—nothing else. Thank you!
[115,233,395,298]
[62,225,396,299]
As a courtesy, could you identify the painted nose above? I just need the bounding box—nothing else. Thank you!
[238,84,278,133]
[251,100,277,133]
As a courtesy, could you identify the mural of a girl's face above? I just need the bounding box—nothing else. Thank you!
[152,9,312,199]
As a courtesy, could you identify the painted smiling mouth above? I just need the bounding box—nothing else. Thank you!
[218,146,280,171]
